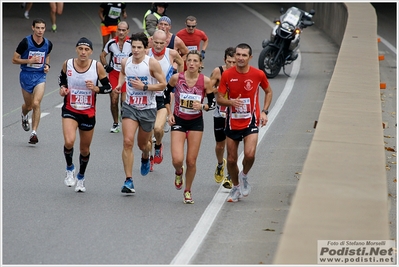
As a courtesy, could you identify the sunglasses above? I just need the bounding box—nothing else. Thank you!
[186,25,196,28]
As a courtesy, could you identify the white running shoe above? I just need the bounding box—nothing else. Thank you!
[164,119,170,133]
[75,179,86,192]
[64,167,76,187]
[239,172,252,197]
[110,123,120,133]
[227,185,242,202]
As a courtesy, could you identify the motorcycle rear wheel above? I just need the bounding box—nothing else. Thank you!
[258,46,283,78]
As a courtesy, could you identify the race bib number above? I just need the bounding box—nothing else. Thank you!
[187,46,198,51]
[108,6,122,19]
[219,105,227,118]
[70,89,92,110]
[112,53,127,71]
[231,98,251,119]
[27,51,45,69]
[128,91,148,108]
[179,93,201,114]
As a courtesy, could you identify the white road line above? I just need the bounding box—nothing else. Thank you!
[170,4,301,265]
[28,112,49,123]
[132,17,144,30]
[378,35,397,55]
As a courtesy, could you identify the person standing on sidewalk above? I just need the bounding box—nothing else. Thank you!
[210,46,236,189]
[100,20,131,133]
[59,37,112,193]
[163,50,216,204]
[115,32,166,194]
[146,29,184,171]
[12,18,52,145]
[99,2,127,49]
[217,43,273,202]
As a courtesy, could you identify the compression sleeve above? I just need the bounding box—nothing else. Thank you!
[164,83,175,105]
[59,70,67,87]
[206,92,216,110]
[98,77,112,94]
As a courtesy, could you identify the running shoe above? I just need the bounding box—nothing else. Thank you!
[222,174,233,189]
[164,119,170,133]
[64,165,76,187]
[52,24,57,32]
[28,132,38,144]
[239,171,252,197]
[150,155,154,172]
[154,144,163,164]
[121,178,135,193]
[183,190,194,204]
[110,123,120,133]
[24,11,29,19]
[140,157,150,176]
[75,174,86,192]
[175,166,184,190]
[214,158,226,183]
[21,113,30,131]
[227,185,242,202]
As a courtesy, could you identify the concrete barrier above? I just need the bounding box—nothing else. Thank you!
[273,3,389,264]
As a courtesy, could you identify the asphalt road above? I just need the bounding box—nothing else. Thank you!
[2,2,396,265]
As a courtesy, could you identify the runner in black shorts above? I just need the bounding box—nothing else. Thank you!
[210,47,236,189]
[61,107,96,131]
[171,115,204,133]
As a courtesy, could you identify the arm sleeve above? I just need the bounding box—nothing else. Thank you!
[98,77,112,94]
[58,70,67,87]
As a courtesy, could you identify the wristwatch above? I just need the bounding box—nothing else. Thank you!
[262,109,269,115]
[143,85,148,91]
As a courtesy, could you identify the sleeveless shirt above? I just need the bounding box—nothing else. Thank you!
[173,72,205,120]
[64,59,98,117]
[124,55,158,110]
[148,48,173,97]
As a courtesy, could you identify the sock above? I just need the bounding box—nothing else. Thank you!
[64,146,74,167]
[66,164,74,171]
[155,143,162,150]
[79,153,90,176]
[77,173,84,180]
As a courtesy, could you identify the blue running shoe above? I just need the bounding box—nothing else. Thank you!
[121,178,135,193]
[141,157,150,176]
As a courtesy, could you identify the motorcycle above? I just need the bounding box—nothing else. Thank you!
[258,6,315,78]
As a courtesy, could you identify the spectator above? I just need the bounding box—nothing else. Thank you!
[142,3,168,37]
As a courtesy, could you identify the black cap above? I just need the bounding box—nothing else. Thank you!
[76,37,93,50]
